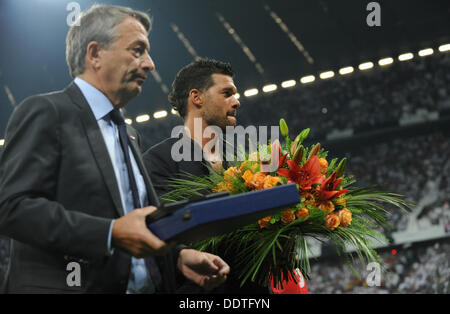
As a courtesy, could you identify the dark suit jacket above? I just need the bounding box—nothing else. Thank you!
[0,82,177,293]
[143,136,269,294]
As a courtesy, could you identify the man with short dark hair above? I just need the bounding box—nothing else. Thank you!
[0,5,229,293]
[144,58,240,195]
[143,58,270,293]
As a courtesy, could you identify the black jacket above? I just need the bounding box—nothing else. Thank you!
[144,136,269,294]
[0,83,179,293]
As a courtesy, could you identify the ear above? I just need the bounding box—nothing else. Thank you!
[85,41,102,72]
[188,89,204,109]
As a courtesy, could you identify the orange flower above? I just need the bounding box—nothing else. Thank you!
[242,170,254,188]
[224,166,238,180]
[319,158,328,175]
[338,208,352,227]
[213,181,233,193]
[281,210,296,225]
[295,208,309,220]
[318,200,335,214]
[251,172,267,190]
[301,192,316,206]
[263,176,281,189]
[325,213,340,230]
[239,161,249,172]
[258,216,272,229]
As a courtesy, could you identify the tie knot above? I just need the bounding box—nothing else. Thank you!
[109,108,125,125]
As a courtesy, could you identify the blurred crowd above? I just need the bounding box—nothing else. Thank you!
[307,240,449,294]
[344,131,450,232]
[237,52,450,140]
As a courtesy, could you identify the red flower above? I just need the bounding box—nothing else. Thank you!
[265,139,288,170]
[316,171,349,201]
[277,156,323,190]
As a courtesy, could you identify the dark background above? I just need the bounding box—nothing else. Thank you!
[0,0,449,139]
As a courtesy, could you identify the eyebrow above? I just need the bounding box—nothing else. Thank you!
[130,40,150,51]
[222,87,237,93]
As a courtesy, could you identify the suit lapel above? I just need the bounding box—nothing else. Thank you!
[65,83,125,217]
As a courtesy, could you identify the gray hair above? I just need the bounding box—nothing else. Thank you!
[66,4,152,78]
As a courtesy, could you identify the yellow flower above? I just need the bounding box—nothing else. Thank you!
[258,216,272,229]
[213,181,233,193]
[319,158,328,175]
[239,160,259,174]
[281,210,296,225]
[335,196,347,207]
[295,208,309,220]
[338,208,352,227]
[325,213,340,230]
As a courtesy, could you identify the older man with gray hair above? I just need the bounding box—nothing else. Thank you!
[0,4,229,293]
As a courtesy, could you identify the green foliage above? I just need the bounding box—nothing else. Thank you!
[161,126,412,288]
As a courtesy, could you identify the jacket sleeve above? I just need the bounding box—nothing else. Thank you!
[0,95,111,259]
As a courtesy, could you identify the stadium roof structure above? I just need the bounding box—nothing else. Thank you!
[0,0,449,137]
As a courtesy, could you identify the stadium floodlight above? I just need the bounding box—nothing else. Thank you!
[153,110,168,119]
[358,62,374,70]
[136,114,150,123]
[235,93,240,99]
[418,48,433,57]
[262,84,277,93]
[300,75,315,84]
[281,80,296,88]
[244,88,259,97]
[438,43,450,52]
[339,66,354,75]
[398,53,414,61]
[0,139,4,146]
[378,57,394,66]
[125,118,133,125]
[171,108,178,115]
[319,71,335,79]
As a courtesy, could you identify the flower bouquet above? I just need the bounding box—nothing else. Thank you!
[161,119,411,288]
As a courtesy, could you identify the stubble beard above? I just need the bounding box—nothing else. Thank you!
[203,110,236,132]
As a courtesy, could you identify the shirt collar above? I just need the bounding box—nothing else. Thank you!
[74,77,114,121]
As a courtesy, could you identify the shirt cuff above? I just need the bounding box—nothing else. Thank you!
[106,220,115,256]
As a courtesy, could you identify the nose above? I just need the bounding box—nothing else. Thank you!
[232,95,241,109]
[141,52,155,73]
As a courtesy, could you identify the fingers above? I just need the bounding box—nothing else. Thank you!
[139,205,158,215]
[203,253,230,276]
[112,206,175,258]
[139,229,168,256]
[203,273,228,291]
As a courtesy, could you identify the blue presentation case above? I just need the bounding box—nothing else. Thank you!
[147,183,300,242]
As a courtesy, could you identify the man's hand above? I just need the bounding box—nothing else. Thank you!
[111,206,173,258]
[177,249,230,291]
